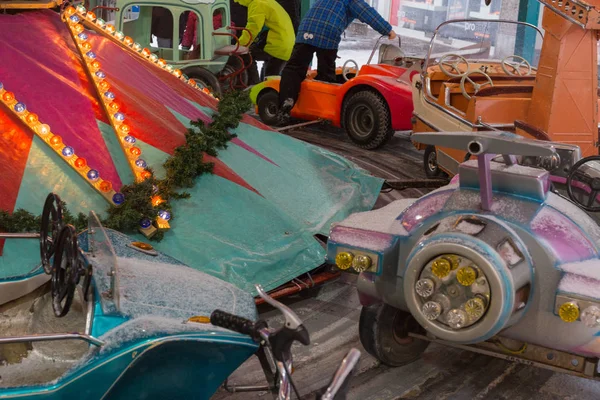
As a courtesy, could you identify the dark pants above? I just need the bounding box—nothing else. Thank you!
[246,45,286,86]
[278,43,338,107]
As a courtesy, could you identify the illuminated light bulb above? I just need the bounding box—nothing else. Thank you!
[2,91,15,102]
[149,54,159,63]
[133,43,142,52]
[464,297,486,320]
[173,69,182,78]
[77,32,88,41]
[188,79,197,87]
[141,48,151,57]
[81,41,92,51]
[558,302,580,323]
[68,15,80,24]
[74,157,86,168]
[90,61,101,70]
[124,135,136,144]
[87,169,99,181]
[95,70,106,79]
[75,4,86,14]
[64,5,76,16]
[135,159,147,169]
[431,257,451,279]
[85,11,96,21]
[352,254,372,272]
[85,51,96,60]
[108,101,120,112]
[130,146,141,156]
[26,113,38,125]
[422,301,442,320]
[446,309,468,329]
[123,36,133,46]
[103,91,115,100]
[13,102,26,113]
[105,24,116,34]
[139,218,152,229]
[158,210,171,221]
[415,278,435,298]
[112,193,125,205]
[99,181,112,192]
[152,195,164,206]
[141,170,152,180]
[335,252,354,270]
[166,65,174,73]
[35,124,50,135]
[49,135,62,147]
[73,24,84,34]
[115,31,125,40]
[456,266,477,286]
[581,306,600,328]
[98,80,110,91]
[95,18,106,28]
[119,124,130,134]
[61,146,74,157]
[113,112,125,121]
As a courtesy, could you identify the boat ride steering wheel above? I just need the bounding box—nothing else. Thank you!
[460,70,494,100]
[501,55,532,77]
[439,54,470,78]
[567,156,600,212]
[40,193,64,274]
[342,59,359,81]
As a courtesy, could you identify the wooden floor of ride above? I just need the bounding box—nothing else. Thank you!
[213,124,600,400]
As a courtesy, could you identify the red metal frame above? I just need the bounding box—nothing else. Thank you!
[212,27,253,91]
[254,267,341,305]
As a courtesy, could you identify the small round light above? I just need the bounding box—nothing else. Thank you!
[446,309,468,329]
[74,157,86,168]
[130,147,141,156]
[35,124,50,135]
[108,101,120,112]
[133,43,142,51]
[415,278,435,298]
[87,169,99,181]
[104,91,115,100]
[112,193,125,205]
[85,11,96,21]
[581,306,600,328]
[352,254,372,272]
[98,81,110,92]
[559,302,580,323]
[73,24,84,34]
[141,170,152,180]
[14,102,26,113]
[81,41,92,51]
[119,124,130,134]
[2,91,15,102]
[140,218,152,229]
[77,32,88,41]
[96,18,106,27]
[465,297,486,320]
[49,135,62,147]
[85,51,96,59]
[124,36,133,46]
[173,69,183,78]
[114,112,125,121]
[149,54,159,63]
[64,5,76,15]
[99,181,112,192]
[422,301,442,320]
[91,61,101,70]
[115,31,125,40]
[105,24,116,34]
[457,266,477,286]
[431,257,451,279]
[62,146,74,157]
[26,113,38,125]
[158,210,171,221]
[135,159,147,169]
[335,252,354,270]
[141,48,151,57]
[95,70,106,79]
[166,65,174,73]
[69,15,80,24]
[188,79,197,87]
[75,4,86,14]
[124,135,136,144]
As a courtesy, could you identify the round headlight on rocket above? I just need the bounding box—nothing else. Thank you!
[415,278,435,298]
[335,252,353,270]
[352,254,372,272]
[581,306,600,328]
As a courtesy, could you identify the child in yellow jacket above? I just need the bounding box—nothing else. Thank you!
[234,0,295,85]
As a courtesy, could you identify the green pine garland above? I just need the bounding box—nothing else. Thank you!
[0,90,252,241]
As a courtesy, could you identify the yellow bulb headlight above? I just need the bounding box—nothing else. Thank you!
[444,254,461,270]
[456,266,477,286]
[558,301,579,323]
[335,252,354,270]
[464,297,486,320]
[431,257,451,278]
[352,254,372,272]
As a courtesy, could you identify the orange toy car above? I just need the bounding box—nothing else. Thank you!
[249,38,422,149]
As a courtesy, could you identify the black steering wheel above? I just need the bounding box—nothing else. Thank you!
[52,225,81,317]
[40,193,64,274]
[567,156,600,212]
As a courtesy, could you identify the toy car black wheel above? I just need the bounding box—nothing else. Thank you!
[51,225,79,317]
[257,90,280,126]
[359,303,429,367]
[343,91,394,150]
[182,66,223,98]
[424,145,442,178]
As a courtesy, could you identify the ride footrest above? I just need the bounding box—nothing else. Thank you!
[383,178,450,191]
[275,119,325,132]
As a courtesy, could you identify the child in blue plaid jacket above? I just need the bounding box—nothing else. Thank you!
[277,0,396,124]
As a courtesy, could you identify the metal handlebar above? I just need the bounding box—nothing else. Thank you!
[366,34,402,65]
